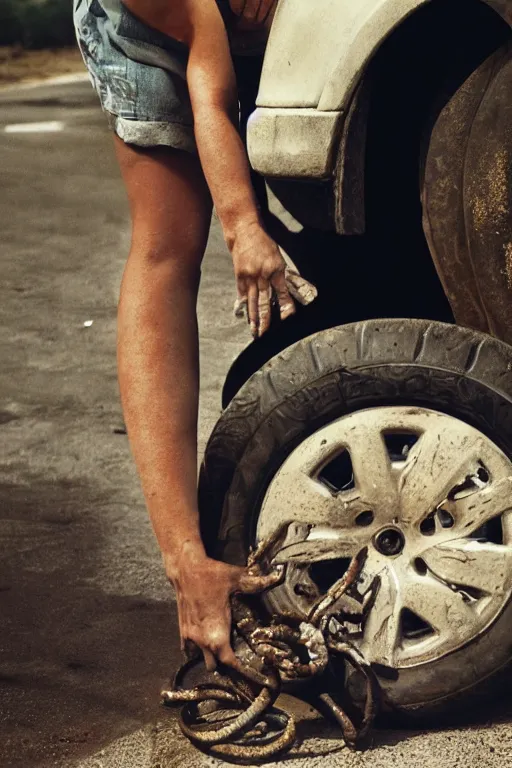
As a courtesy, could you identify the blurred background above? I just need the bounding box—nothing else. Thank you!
[0,0,82,85]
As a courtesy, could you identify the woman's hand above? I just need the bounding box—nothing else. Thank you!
[231,220,296,337]
[166,542,282,670]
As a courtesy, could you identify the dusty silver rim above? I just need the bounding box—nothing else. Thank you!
[257,407,512,671]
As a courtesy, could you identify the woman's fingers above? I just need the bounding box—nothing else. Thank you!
[239,273,295,337]
[217,645,238,669]
[257,279,271,337]
[247,282,259,337]
[202,648,217,672]
[236,567,284,594]
[271,269,296,320]
[236,251,314,337]
[227,561,283,596]
[184,627,236,672]
[246,280,272,337]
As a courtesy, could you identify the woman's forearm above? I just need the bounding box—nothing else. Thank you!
[193,103,262,249]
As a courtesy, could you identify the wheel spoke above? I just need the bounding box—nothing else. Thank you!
[361,568,402,666]
[402,577,477,640]
[399,430,485,525]
[503,510,512,546]
[422,539,512,595]
[444,476,512,537]
[271,523,370,564]
[344,427,398,522]
[258,467,377,541]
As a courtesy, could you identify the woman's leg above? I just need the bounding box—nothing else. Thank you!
[114,138,212,557]
[114,138,279,670]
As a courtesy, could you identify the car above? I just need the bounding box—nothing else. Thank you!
[199,0,512,724]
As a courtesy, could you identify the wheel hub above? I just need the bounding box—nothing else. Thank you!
[255,406,512,706]
[374,528,405,557]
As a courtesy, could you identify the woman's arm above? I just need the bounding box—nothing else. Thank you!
[122,0,294,336]
[118,1,293,672]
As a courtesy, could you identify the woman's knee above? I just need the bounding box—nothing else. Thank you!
[126,236,204,291]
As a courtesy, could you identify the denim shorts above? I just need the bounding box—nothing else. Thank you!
[73,0,198,151]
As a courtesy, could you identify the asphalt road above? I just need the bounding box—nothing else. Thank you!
[0,78,511,768]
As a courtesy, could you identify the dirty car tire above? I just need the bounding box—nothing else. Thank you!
[422,41,512,346]
[199,318,512,719]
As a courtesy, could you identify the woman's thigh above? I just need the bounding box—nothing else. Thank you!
[114,138,213,271]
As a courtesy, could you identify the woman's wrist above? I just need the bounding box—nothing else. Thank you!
[225,215,266,253]
[163,537,208,583]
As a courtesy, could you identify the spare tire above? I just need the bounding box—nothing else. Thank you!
[199,319,512,719]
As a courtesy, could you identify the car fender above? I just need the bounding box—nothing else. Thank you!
[249,0,512,181]
[258,0,431,110]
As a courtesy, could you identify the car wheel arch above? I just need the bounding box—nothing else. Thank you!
[333,0,511,236]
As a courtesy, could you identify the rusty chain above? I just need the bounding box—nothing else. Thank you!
[162,532,381,764]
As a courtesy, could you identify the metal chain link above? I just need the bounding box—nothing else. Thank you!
[162,534,381,764]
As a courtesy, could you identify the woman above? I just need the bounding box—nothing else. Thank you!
[73,0,294,672]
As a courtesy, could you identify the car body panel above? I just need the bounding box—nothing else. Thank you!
[246,108,340,178]
[257,0,430,110]
[248,0,512,179]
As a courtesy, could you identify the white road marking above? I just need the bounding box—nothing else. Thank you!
[4,121,65,133]
[0,72,89,93]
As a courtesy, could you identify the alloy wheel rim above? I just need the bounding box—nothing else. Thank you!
[256,407,512,670]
